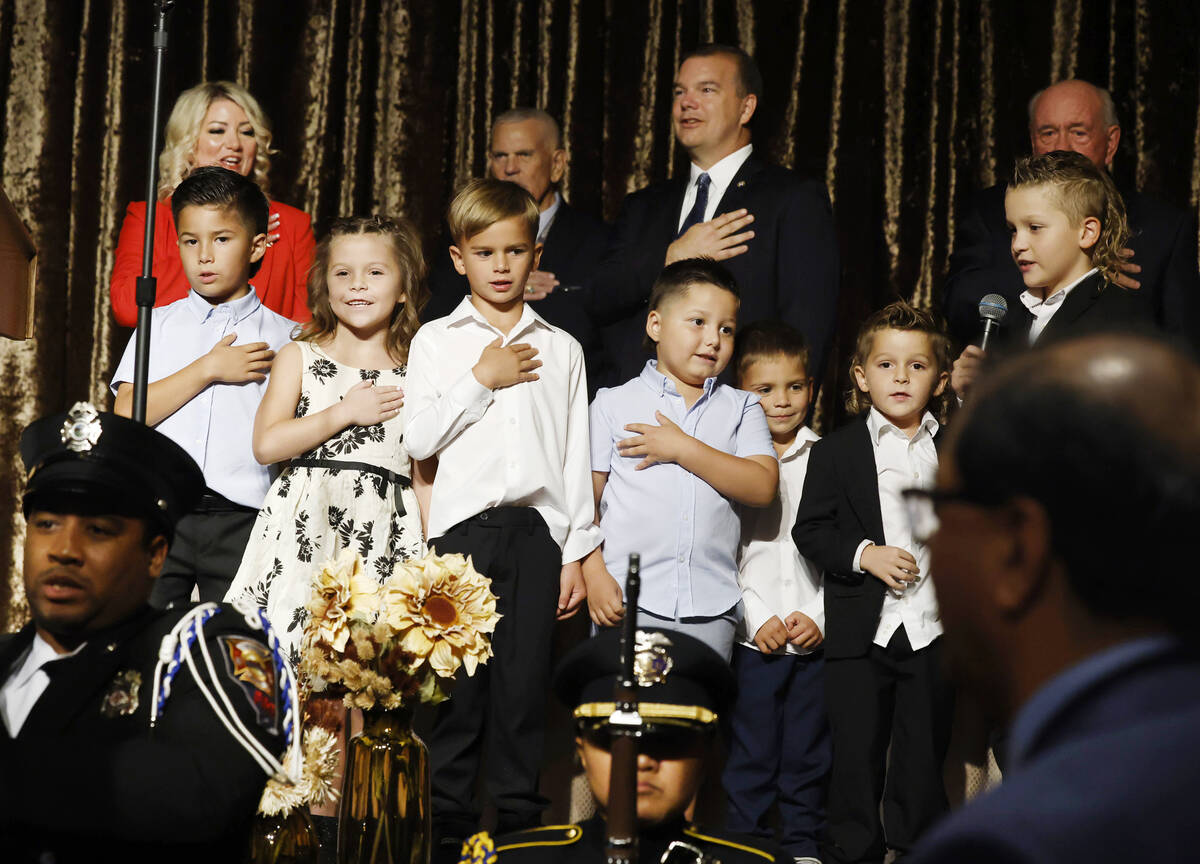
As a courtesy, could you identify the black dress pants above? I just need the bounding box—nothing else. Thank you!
[150,506,257,608]
[427,507,561,842]
[822,628,954,864]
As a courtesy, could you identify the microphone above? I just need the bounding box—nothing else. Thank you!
[978,294,1008,351]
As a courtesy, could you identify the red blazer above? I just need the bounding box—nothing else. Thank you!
[110,198,315,326]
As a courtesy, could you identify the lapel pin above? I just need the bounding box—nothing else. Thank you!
[736,180,746,189]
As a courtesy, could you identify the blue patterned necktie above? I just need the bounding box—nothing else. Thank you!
[676,172,711,238]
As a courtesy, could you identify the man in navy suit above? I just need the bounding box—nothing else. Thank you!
[943,79,1200,353]
[425,108,610,392]
[909,333,1200,864]
[592,44,839,390]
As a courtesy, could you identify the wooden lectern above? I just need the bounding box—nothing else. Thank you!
[0,183,37,340]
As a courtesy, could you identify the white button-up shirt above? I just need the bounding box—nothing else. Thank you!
[405,297,600,563]
[1021,267,1098,344]
[111,288,296,507]
[0,635,86,735]
[852,407,943,651]
[677,143,754,231]
[737,426,824,654]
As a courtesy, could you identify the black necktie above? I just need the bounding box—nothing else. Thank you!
[677,173,711,238]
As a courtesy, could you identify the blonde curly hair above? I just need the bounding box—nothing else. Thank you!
[847,300,953,424]
[1009,150,1131,285]
[156,81,276,200]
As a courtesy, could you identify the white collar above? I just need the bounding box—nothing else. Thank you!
[537,191,562,243]
[866,406,939,444]
[779,425,821,461]
[9,633,86,689]
[446,294,551,341]
[689,143,753,190]
[1020,267,1099,312]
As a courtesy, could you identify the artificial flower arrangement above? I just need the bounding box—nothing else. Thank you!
[256,548,500,820]
[302,549,501,709]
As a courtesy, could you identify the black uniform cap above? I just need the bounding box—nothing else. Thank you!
[20,402,205,541]
[554,627,736,730]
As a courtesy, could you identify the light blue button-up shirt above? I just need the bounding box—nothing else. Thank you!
[590,360,775,618]
[111,288,296,508]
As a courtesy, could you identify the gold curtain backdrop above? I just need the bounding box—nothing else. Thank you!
[1,0,1198,630]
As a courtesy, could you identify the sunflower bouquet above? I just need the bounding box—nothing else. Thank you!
[301,549,501,710]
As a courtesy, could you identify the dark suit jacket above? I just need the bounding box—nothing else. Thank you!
[0,605,283,862]
[424,200,610,395]
[911,638,1200,864]
[592,153,839,390]
[942,182,1200,352]
[997,269,1154,349]
[792,416,937,660]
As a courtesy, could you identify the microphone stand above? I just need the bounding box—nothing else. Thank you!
[605,554,642,864]
[131,1,176,424]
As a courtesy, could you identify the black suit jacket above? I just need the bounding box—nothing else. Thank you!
[424,199,611,394]
[792,416,931,660]
[0,604,283,862]
[591,153,840,390]
[943,182,1200,352]
[999,269,1154,349]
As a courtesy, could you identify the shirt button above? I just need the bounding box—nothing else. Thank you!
[509,418,516,425]
[678,555,684,563]
[913,472,919,479]
[682,513,689,522]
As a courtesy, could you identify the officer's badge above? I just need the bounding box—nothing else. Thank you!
[60,402,102,452]
[634,630,674,686]
[100,668,141,718]
[219,635,279,732]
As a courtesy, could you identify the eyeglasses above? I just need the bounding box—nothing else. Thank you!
[901,487,978,544]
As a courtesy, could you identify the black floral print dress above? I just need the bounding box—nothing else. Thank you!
[226,341,424,667]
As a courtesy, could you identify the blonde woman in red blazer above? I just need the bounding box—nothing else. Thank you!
[110,80,313,326]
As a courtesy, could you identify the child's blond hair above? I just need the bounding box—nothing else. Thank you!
[847,300,953,422]
[447,178,539,245]
[299,216,428,365]
[1009,150,1131,284]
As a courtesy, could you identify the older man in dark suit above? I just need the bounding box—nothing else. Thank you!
[425,108,610,392]
[909,333,1200,864]
[592,44,839,391]
[943,79,1200,353]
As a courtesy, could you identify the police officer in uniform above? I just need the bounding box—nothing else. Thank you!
[0,403,290,862]
[456,627,787,863]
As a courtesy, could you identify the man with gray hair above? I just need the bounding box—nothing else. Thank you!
[942,78,1200,353]
[425,107,609,392]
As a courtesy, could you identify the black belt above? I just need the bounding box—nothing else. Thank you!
[194,490,258,514]
[289,458,412,517]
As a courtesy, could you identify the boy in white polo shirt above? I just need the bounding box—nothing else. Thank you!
[112,166,295,606]
[723,320,829,864]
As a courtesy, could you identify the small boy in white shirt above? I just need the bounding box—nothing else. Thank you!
[111,166,295,606]
[404,178,600,852]
[723,321,830,864]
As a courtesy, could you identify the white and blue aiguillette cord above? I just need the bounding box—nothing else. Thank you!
[150,600,303,783]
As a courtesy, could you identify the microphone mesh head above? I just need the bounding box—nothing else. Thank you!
[979,293,1008,322]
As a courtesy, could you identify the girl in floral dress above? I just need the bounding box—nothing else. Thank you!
[226,216,432,668]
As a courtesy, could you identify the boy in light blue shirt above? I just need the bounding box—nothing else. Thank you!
[112,167,294,606]
[584,258,777,659]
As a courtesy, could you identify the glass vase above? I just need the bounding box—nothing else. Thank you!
[248,807,319,864]
[337,706,431,864]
